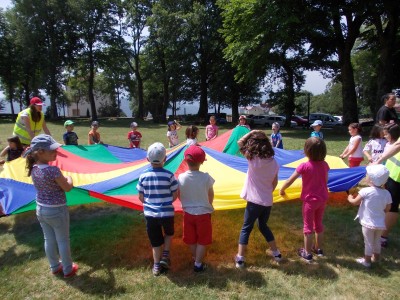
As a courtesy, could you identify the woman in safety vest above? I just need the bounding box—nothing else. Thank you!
[12,97,51,146]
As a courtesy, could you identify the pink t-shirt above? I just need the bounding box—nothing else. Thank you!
[205,124,218,140]
[240,157,279,207]
[296,160,330,202]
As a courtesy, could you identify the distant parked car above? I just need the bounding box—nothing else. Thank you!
[334,115,343,124]
[309,113,341,127]
[252,115,291,127]
[216,117,227,124]
[291,115,309,127]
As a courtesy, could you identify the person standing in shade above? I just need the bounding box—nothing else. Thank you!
[13,97,51,146]
[376,93,399,125]
[63,120,79,145]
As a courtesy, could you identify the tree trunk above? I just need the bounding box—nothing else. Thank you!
[231,84,239,124]
[283,65,295,127]
[341,56,359,125]
[88,45,97,120]
[135,58,145,119]
[198,60,208,123]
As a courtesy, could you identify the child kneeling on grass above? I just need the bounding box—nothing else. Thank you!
[136,142,178,276]
[178,145,215,272]
[347,164,392,268]
[280,137,330,263]
[235,130,282,269]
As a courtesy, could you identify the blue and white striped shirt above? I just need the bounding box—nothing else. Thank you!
[136,167,178,217]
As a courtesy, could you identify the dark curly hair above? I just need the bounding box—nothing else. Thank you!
[238,130,274,160]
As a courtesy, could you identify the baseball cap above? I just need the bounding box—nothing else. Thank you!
[22,134,62,157]
[130,122,138,128]
[64,120,74,127]
[310,120,323,127]
[30,97,44,106]
[184,145,206,164]
[167,121,176,126]
[366,164,389,187]
[147,142,166,164]
[91,121,99,127]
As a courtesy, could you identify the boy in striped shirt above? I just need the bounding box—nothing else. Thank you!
[137,142,178,276]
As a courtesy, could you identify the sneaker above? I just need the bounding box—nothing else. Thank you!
[64,263,79,278]
[194,263,207,272]
[152,264,161,276]
[160,257,171,269]
[312,247,324,257]
[235,255,245,269]
[298,248,313,263]
[355,257,371,268]
[52,264,63,275]
[273,253,282,262]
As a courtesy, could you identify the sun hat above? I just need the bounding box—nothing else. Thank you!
[30,97,44,106]
[167,121,176,126]
[310,120,323,127]
[91,121,99,127]
[239,115,247,120]
[22,134,62,157]
[64,120,74,127]
[184,145,206,164]
[130,122,138,128]
[147,142,166,164]
[366,164,390,187]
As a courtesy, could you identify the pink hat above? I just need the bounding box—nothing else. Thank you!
[30,97,44,106]
[184,145,206,163]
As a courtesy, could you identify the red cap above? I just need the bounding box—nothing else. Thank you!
[30,97,44,106]
[184,145,206,163]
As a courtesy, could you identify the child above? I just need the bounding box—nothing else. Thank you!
[280,137,330,263]
[185,125,199,146]
[347,164,392,267]
[310,120,323,139]
[23,134,78,278]
[235,130,282,268]
[0,136,24,164]
[363,124,386,164]
[136,142,178,276]
[382,123,400,158]
[271,122,283,149]
[127,122,142,148]
[63,120,79,145]
[205,116,218,141]
[237,115,251,130]
[88,121,102,145]
[167,120,182,148]
[339,123,363,167]
[178,145,215,272]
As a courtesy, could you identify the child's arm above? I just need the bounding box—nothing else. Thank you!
[363,150,372,163]
[347,193,362,205]
[339,145,350,158]
[208,186,214,205]
[138,192,144,203]
[175,121,182,130]
[205,126,209,140]
[172,190,178,201]
[0,146,9,157]
[346,137,361,156]
[275,136,282,148]
[167,135,174,146]
[279,171,300,195]
[272,173,278,190]
[55,175,73,192]
[384,203,391,213]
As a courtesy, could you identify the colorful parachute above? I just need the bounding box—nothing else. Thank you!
[0,129,366,215]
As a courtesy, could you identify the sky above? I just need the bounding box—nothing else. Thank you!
[0,0,330,115]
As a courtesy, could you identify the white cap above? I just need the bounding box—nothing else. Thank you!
[147,142,166,164]
[366,164,390,187]
[310,120,323,127]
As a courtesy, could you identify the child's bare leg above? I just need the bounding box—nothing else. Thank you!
[152,246,161,263]
[195,244,206,264]
[304,234,313,254]
[315,232,324,249]
[372,253,380,262]
[267,240,278,252]
[189,244,196,259]
[237,244,247,257]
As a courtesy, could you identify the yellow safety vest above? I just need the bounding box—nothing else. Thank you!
[385,137,400,183]
[13,108,44,145]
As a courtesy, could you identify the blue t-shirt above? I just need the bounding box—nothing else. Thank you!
[271,132,283,149]
[311,131,323,139]
[63,131,79,145]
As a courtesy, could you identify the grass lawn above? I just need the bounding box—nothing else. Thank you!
[0,118,399,299]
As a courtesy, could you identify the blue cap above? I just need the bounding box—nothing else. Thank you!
[23,134,62,157]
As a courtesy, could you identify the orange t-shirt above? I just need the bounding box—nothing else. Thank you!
[88,130,101,144]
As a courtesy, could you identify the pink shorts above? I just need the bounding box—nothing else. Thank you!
[183,213,212,245]
[302,200,326,235]
[348,157,363,167]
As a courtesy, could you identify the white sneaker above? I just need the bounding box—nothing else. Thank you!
[273,253,282,262]
[356,258,371,268]
[235,255,245,269]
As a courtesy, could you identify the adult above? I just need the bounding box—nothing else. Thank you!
[375,137,400,247]
[12,97,51,146]
[375,93,399,125]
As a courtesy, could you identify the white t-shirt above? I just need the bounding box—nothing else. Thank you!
[363,138,387,162]
[349,135,363,158]
[167,130,179,147]
[357,186,392,230]
[178,170,215,215]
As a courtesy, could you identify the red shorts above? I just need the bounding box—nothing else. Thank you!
[183,212,212,245]
[348,157,363,167]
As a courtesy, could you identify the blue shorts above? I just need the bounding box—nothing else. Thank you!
[145,216,174,247]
